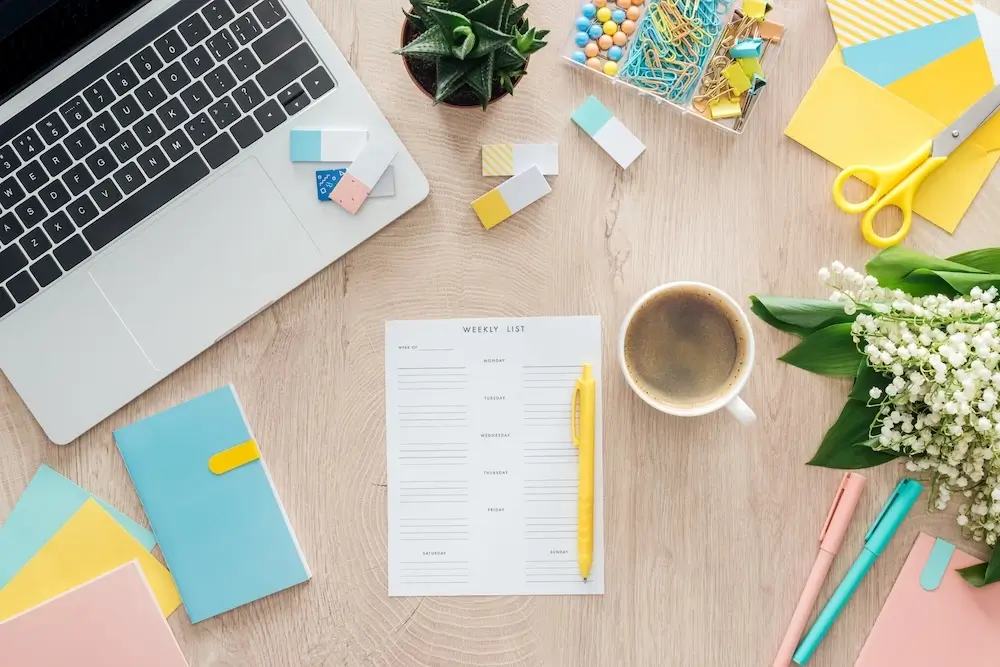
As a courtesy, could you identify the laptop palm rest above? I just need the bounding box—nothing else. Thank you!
[89,158,323,372]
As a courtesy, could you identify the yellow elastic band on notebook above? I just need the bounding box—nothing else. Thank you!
[208,439,261,475]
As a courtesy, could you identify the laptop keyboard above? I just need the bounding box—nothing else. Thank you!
[0,0,336,320]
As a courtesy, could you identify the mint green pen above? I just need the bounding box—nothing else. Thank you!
[792,478,923,665]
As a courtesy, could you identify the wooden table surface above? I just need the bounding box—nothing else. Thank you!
[1,0,995,665]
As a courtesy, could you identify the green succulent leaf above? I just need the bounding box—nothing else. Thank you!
[469,21,514,57]
[507,3,529,29]
[451,24,476,59]
[462,52,495,109]
[494,42,527,69]
[749,296,858,338]
[807,400,898,469]
[778,323,862,377]
[426,6,472,34]
[959,547,1000,587]
[947,248,1000,274]
[435,58,473,101]
[467,0,511,30]
[395,24,453,58]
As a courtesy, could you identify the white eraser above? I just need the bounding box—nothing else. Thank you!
[482,143,559,176]
[290,129,368,162]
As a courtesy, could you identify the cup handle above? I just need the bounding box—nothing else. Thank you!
[725,396,756,425]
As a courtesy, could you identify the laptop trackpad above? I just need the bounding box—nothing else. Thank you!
[90,158,322,371]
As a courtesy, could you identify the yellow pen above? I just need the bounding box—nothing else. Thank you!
[572,363,596,581]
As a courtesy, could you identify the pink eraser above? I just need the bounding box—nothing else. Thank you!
[329,174,372,214]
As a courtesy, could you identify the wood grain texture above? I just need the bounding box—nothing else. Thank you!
[0,0,997,665]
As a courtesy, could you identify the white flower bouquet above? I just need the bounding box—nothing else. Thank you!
[752,246,1000,587]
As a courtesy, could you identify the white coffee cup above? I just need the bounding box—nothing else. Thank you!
[617,282,756,425]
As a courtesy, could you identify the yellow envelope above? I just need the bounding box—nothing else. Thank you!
[785,47,1000,233]
[0,499,180,622]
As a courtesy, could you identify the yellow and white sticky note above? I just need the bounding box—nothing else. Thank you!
[289,129,368,162]
[482,143,559,176]
[471,165,551,230]
[571,96,645,169]
[330,139,398,214]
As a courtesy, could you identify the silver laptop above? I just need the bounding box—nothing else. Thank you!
[0,0,428,444]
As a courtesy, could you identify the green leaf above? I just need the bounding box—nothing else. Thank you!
[426,6,472,35]
[906,269,1000,295]
[848,361,890,402]
[395,24,452,58]
[462,53,494,109]
[865,246,984,296]
[506,3,528,29]
[494,42,527,69]
[948,248,1000,274]
[959,547,1000,586]
[435,58,472,100]
[749,296,857,337]
[451,24,476,59]
[469,21,513,57]
[467,0,510,30]
[779,323,862,377]
[516,26,536,53]
[807,400,898,469]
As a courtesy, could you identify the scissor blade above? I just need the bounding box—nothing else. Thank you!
[932,84,1000,157]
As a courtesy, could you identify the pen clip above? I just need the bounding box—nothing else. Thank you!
[819,473,850,542]
[865,479,905,542]
[571,382,581,449]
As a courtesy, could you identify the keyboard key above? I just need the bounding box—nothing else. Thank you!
[231,0,257,10]
[0,213,23,244]
[184,113,217,145]
[204,0,235,29]
[68,195,98,227]
[36,112,69,145]
[43,211,74,244]
[208,96,240,129]
[84,153,209,250]
[252,20,301,65]
[284,92,310,116]
[253,0,286,29]
[39,180,70,212]
[62,164,95,196]
[87,111,120,144]
[91,179,123,211]
[205,65,237,96]
[85,147,118,180]
[109,63,141,96]
[6,272,37,303]
[180,80,213,114]
[158,62,191,95]
[136,78,168,111]
[230,116,262,148]
[16,161,48,193]
[0,147,20,178]
[231,13,262,45]
[39,144,71,178]
[82,80,115,112]
[207,29,237,61]
[201,132,238,169]
[114,162,146,195]
[20,227,51,259]
[232,80,264,112]
[130,46,164,79]
[0,244,28,283]
[229,49,261,80]
[53,234,92,271]
[65,129,97,161]
[135,115,166,147]
[111,94,142,127]
[161,130,194,162]
[59,97,92,129]
[256,43,317,96]
[0,177,25,209]
[109,130,142,162]
[0,287,13,317]
[12,129,44,161]
[182,44,214,79]
[277,82,309,115]
[15,196,44,228]
[156,97,190,131]
[154,29,187,63]
[253,98,285,132]
[137,145,169,179]
[179,13,211,46]
[302,66,335,99]
[30,255,62,288]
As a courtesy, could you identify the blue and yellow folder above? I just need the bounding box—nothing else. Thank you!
[115,385,310,623]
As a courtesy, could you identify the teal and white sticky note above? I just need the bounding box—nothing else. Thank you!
[0,464,155,588]
[290,129,368,162]
[571,96,645,169]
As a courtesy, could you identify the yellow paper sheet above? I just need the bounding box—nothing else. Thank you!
[785,48,1000,234]
[0,499,180,622]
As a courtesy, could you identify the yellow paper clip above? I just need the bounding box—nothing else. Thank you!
[710,97,743,119]
[208,439,261,474]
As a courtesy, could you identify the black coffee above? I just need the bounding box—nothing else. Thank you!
[623,288,746,406]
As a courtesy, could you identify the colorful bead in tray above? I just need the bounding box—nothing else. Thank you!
[571,0,646,76]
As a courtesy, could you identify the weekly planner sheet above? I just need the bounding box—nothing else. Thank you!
[385,316,604,596]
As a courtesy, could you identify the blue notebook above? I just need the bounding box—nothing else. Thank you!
[114,385,310,623]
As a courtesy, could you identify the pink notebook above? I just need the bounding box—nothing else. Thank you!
[855,532,1000,666]
[0,560,189,667]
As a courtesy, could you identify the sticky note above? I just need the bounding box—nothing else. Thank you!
[330,139,398,214]
[0,464,155,590]
[315,168,346,199]
[739,56,763,78]
[0,499,180,622]
[471,165,551,229]
[743,0,772,19]
[710,98,742,119]
[482,143,559,176]
[289,129,367,162]
[571,96,645,169]
[730,38,763,58]
[723,62,752,95]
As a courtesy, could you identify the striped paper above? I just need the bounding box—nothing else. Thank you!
[482,144,516,176]
[827,0,973,47]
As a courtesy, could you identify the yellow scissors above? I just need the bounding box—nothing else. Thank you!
[833,84,1000,248]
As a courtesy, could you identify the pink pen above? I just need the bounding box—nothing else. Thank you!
[773,472,867,667]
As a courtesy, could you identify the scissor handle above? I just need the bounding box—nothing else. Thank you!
[832,140,934,215]
[858,155,947,248]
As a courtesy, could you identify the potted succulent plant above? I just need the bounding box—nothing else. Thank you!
[395,0,548,110]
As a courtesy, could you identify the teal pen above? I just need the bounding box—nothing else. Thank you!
[792,478,923,665]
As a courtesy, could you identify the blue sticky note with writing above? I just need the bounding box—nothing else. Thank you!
[0,464,155,588]
[114,385,310,623]
[315,168,347,200]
